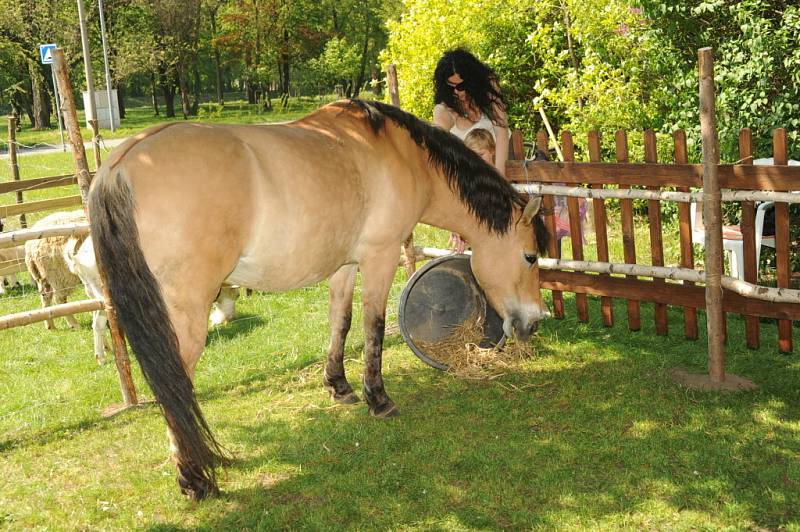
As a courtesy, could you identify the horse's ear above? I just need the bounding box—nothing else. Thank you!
[522,196,542,225]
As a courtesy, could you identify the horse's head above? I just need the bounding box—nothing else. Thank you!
[470,196,548,341]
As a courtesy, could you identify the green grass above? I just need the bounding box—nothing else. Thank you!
[0,222,799,529]
[1,99,798,529]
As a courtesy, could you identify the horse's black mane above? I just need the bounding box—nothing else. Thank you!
[342,99,547,254]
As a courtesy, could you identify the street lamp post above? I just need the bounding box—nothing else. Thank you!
[76,0,97,127]
[98,0,115,132]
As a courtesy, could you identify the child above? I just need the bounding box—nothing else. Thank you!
[464,128,496,166]
[449,128,497,253]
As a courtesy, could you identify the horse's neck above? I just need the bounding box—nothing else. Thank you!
[419,179,487,243]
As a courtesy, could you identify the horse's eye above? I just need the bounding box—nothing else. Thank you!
[524,253,538,266]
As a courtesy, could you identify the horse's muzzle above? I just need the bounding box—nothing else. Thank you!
[502,315,540,341]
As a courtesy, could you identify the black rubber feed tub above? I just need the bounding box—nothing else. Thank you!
[398,254,505,370]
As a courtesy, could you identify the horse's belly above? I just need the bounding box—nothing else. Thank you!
[225,251,349,292]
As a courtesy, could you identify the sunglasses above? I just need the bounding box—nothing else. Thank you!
[447,81,467,92]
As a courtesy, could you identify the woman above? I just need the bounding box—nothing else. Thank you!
[432,49,509,253]
[432,49,509,177]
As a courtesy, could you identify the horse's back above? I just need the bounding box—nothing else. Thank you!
[93,116,397,292]
[93,122,259,294]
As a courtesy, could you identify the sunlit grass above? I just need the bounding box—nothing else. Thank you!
[0,225,798,529]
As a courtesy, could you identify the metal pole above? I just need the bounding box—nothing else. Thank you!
[76,0,97,127]
[97,0,115,132]
[50,66,66,151]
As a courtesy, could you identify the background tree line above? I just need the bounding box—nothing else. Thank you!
[1,0,798,162]
[0,0,400,125]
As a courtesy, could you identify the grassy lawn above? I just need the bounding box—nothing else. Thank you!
[0,219,798,529]
[0,99,798,529]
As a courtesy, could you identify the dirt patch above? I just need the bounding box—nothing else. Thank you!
[669,368,757,392]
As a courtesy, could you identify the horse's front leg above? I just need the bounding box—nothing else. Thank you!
[359,248,402,418]
[324,264,359,403]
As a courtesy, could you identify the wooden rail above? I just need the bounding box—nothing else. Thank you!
[0,195,83,218]
[511,126,799,354]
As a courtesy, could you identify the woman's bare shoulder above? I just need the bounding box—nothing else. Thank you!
[433,103,455,128]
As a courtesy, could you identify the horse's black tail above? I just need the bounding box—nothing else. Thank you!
[88,169,225,499]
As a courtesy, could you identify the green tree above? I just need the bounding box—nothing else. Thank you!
[383,0,665,158]
[639,0,800,161]
[0,0,81,129]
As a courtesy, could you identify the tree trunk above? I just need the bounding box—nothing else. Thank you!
[150,72,160,116]
[177,61,191,119]
[560,0,583,109]
[159,70,176,118]
[28,61,51,130]
[20,88,34,127]
[214,48,224,105]
[208,4,224,105]
[352,15,372,99]
[191,58,200,115]
[281,29,290,95]
[116,83,126,119]
[246,82,256,104]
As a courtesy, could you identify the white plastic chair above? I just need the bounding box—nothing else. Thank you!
[690,157,797,280]
[690,200,773,280]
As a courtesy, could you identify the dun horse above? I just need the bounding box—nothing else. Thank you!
[88,99,549,499]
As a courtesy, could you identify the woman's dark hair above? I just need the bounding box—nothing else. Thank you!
[434,49,506,127]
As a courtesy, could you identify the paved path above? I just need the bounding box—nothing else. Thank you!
[0,137,128,159]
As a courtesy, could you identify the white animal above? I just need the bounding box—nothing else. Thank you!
[24,210,88,330]
[209,285,240,327]
[0,245,25,294]
[65,235,240,363]
[63,235,111,363]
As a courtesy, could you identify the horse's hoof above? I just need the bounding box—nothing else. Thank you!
[178,477,219,501]
[369,401,399,418]
[334,392,360,404]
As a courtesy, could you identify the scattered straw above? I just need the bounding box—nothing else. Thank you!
[417,321,536,380]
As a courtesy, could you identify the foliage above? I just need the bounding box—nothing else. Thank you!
[638,0,800,162]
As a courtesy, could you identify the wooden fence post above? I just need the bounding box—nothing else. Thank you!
[7,117,27,229]
[615,130,641,331]
[388,64,416,278]
[561,131,588,322]
[587,131,613,326]
[644,130,667,335]
[673,130,699,340]
[773,128,793,353]
[88,119,102,171]
[538,130,563,318]
[53,48,138,408]
[698,47,726,383]
[738,128,760,349]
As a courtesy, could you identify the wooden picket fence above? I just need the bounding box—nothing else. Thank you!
[508,128,800,353]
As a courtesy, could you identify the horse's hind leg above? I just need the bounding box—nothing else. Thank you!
[160,284,221,499]
[359,248,402,418]
[324,264,359,404]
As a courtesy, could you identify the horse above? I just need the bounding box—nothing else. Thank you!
[88,99,550,500]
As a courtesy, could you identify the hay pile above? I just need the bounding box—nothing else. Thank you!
[417,320,536,380]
